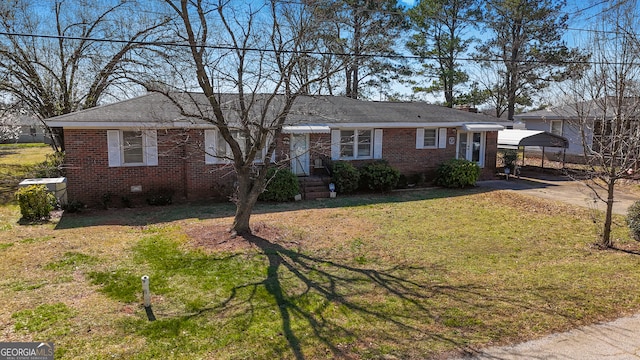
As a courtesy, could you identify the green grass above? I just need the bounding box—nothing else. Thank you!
[12,302,75,336]
[0,144,53,204]
[1,181,640,358]
[45,251,98,271]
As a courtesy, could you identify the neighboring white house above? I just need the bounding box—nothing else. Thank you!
[1,116,51,144]
[513,105,585,159]
[513,98,640,163]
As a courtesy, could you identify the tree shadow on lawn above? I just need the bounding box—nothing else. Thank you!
[55,186,497,230]
[156,233,581,360]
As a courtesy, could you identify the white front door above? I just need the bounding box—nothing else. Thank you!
[457,131,485,167]
[290,134,310,176]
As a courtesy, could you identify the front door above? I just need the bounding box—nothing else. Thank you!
[290,134,310,176]
[457,131,485,166]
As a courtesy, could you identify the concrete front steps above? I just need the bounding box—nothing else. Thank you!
[299,176,331,200]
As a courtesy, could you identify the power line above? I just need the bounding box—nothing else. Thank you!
[0,30,604,66]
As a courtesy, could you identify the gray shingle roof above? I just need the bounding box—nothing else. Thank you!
[46,92,502,128]
[514,98,640,120]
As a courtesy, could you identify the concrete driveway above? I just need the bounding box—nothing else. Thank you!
[478,173,639,215]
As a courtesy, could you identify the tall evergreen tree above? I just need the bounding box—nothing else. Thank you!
[406,0,479,107]
[308,0,407,99]
[476,0,588,119]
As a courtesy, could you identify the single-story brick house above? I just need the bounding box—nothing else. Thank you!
[46,92,504,206]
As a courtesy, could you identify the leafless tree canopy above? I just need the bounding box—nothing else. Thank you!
[565,0,640,247]
[155,0,345,234]
[0,0,169,149]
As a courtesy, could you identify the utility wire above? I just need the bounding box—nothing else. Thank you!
[0,31,604,66]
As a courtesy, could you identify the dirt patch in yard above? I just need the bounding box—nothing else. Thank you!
[486,191,589,217]
[184,222,291,253]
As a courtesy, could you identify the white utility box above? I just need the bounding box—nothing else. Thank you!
[19,177,67,205]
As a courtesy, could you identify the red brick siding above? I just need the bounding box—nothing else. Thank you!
[64,129,234,207]
[380,128,456,178]
[339,128,497,180]
[482,131,499,179]
[63,127,498,206]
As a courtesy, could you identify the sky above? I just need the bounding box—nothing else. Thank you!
[398,0,416,6]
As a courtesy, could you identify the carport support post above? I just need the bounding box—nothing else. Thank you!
[542,147,545,170]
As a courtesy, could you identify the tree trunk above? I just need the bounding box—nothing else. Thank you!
[345,67,353,98]
[232,197,254,235]
[230,167,264,236]
[600,175,616,248]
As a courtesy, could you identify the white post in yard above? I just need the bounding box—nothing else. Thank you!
[141,275,151,308]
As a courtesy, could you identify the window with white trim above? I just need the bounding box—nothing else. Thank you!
[416,128,447,149]
[122,131,144,164]
[340,129,372,159]
[550,120,563,136]
[107,129,158,167]
[331,129,382,160]
[423,129,437,148]
[204,129,268,164]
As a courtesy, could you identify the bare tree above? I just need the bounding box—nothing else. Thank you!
[158,0,343,235]
[565,0,640,248]
[0,0,169,150]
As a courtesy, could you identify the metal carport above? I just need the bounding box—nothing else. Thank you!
[497,129,569,169]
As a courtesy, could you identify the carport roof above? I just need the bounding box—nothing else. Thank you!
[498,129,569,148]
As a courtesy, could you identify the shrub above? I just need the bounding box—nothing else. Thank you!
[409,173,426,186]
[15,185,56,221]
[435,158,480,188]
[331,161,360,194]
[501,149,518,172]
[121,196,132,208]
[359,161,400,192]
[259,167,300,202]
[397,174,408,189]
[146,188,175,206]
[62,199,84,213]
[101,192,113,209]
[31,151,65,178]
[627,200,640,241]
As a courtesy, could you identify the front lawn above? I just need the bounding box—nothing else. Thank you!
[0,143,54,203]
[1,188,639,359]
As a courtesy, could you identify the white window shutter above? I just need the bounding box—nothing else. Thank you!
[331,130,340,160]
[416,128,424,149]
[144,130,158,166]
[373,129,383,159]
[107,130,121,167]
[204,130,216,164]
[438,128,447,148]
